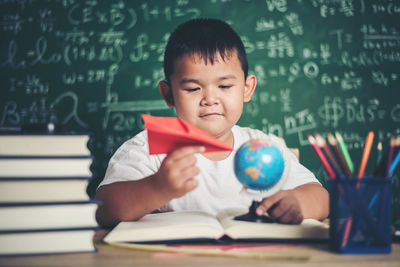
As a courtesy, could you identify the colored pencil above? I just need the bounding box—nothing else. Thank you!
[376,136,398,241]
[390,136,400,175]
[335,132,354,176]
[390,147,400,175]
[315,133,344,177]
[327,133,353,177]
[311,134,350,247]
[341,217,353,248]
[386,136,396,177]
[376,141,383,167]
[342,131,374,248]
[307,134,336,179]
[357,131,374,179]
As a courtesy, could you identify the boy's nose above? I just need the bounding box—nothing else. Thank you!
[200,88,218,106]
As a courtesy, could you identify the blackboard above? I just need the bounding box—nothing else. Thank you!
[1,0,399,220]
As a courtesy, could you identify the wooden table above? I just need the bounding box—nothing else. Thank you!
[1,230,399,267]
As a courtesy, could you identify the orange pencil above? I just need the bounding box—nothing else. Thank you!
[342,131,374,248]
[357,131,374,179]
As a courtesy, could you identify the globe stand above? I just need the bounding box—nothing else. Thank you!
[234,201,275,223]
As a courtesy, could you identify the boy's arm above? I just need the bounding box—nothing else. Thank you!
[256,182,329,224]
[95,146,204,228]
[95,176,168,228]
[292,182,329,220]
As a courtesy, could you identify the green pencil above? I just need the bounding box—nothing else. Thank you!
[335,132,354,175]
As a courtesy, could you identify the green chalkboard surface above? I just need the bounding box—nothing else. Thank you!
[1,0,399,219]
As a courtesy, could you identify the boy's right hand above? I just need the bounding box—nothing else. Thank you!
[152,146,204,200]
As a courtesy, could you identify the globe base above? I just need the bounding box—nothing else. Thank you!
[234,201,276,223]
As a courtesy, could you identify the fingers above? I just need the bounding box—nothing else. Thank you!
[182,177,198,192]
[167,146,205,162]
[178,159,201,179]
[256,191,303,224]
[155,146,204,198]
[256,191,285,216]
[163,146,203,180]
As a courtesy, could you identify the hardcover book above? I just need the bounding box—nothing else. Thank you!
[0,134,91,157]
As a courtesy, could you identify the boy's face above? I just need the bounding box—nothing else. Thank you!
[159,51,256,142]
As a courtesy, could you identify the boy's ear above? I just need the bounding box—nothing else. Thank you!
[243,74,257,102]
[158,80,175,107]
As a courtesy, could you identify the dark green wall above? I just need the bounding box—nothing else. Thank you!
[1,0,399,219]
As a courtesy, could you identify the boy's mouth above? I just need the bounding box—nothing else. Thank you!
[199,112,223,118]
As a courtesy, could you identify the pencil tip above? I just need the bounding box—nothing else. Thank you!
[377,142,382,150]
[396,135,400,146]
[307,134,316,144]
[390,135,396,146]
[327,133,336,145]
[314,134,325,145]
[335,132,343,141]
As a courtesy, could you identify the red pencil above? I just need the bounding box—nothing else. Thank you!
[315,133,344,177]
[310,134,348,247]
[308,134,336,179]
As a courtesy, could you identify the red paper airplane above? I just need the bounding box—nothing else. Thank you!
[142,114,233,155]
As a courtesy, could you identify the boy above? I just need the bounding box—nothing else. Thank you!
[95,18,329,228]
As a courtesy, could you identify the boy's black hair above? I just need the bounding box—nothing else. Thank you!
[163,18,248,84]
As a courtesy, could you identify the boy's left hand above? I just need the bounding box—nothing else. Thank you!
[256,190,303,224]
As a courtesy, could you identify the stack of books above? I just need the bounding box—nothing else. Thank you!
[0,134,98,256]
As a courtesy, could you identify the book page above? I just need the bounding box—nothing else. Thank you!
[104,211,225,243]
[217,209,329,240]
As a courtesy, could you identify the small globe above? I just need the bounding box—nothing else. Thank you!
[234,139,284,192]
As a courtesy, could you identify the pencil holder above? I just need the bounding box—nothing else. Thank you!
[329,177,392,254]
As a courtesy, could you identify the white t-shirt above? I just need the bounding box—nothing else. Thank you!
[99,125,319,216]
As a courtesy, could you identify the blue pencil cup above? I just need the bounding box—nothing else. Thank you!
[329,177,392,254]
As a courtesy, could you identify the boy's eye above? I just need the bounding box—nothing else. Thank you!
[184,87,200,92]
[219,85,232,89]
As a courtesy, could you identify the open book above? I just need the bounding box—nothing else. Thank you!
[104,209,329,244]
